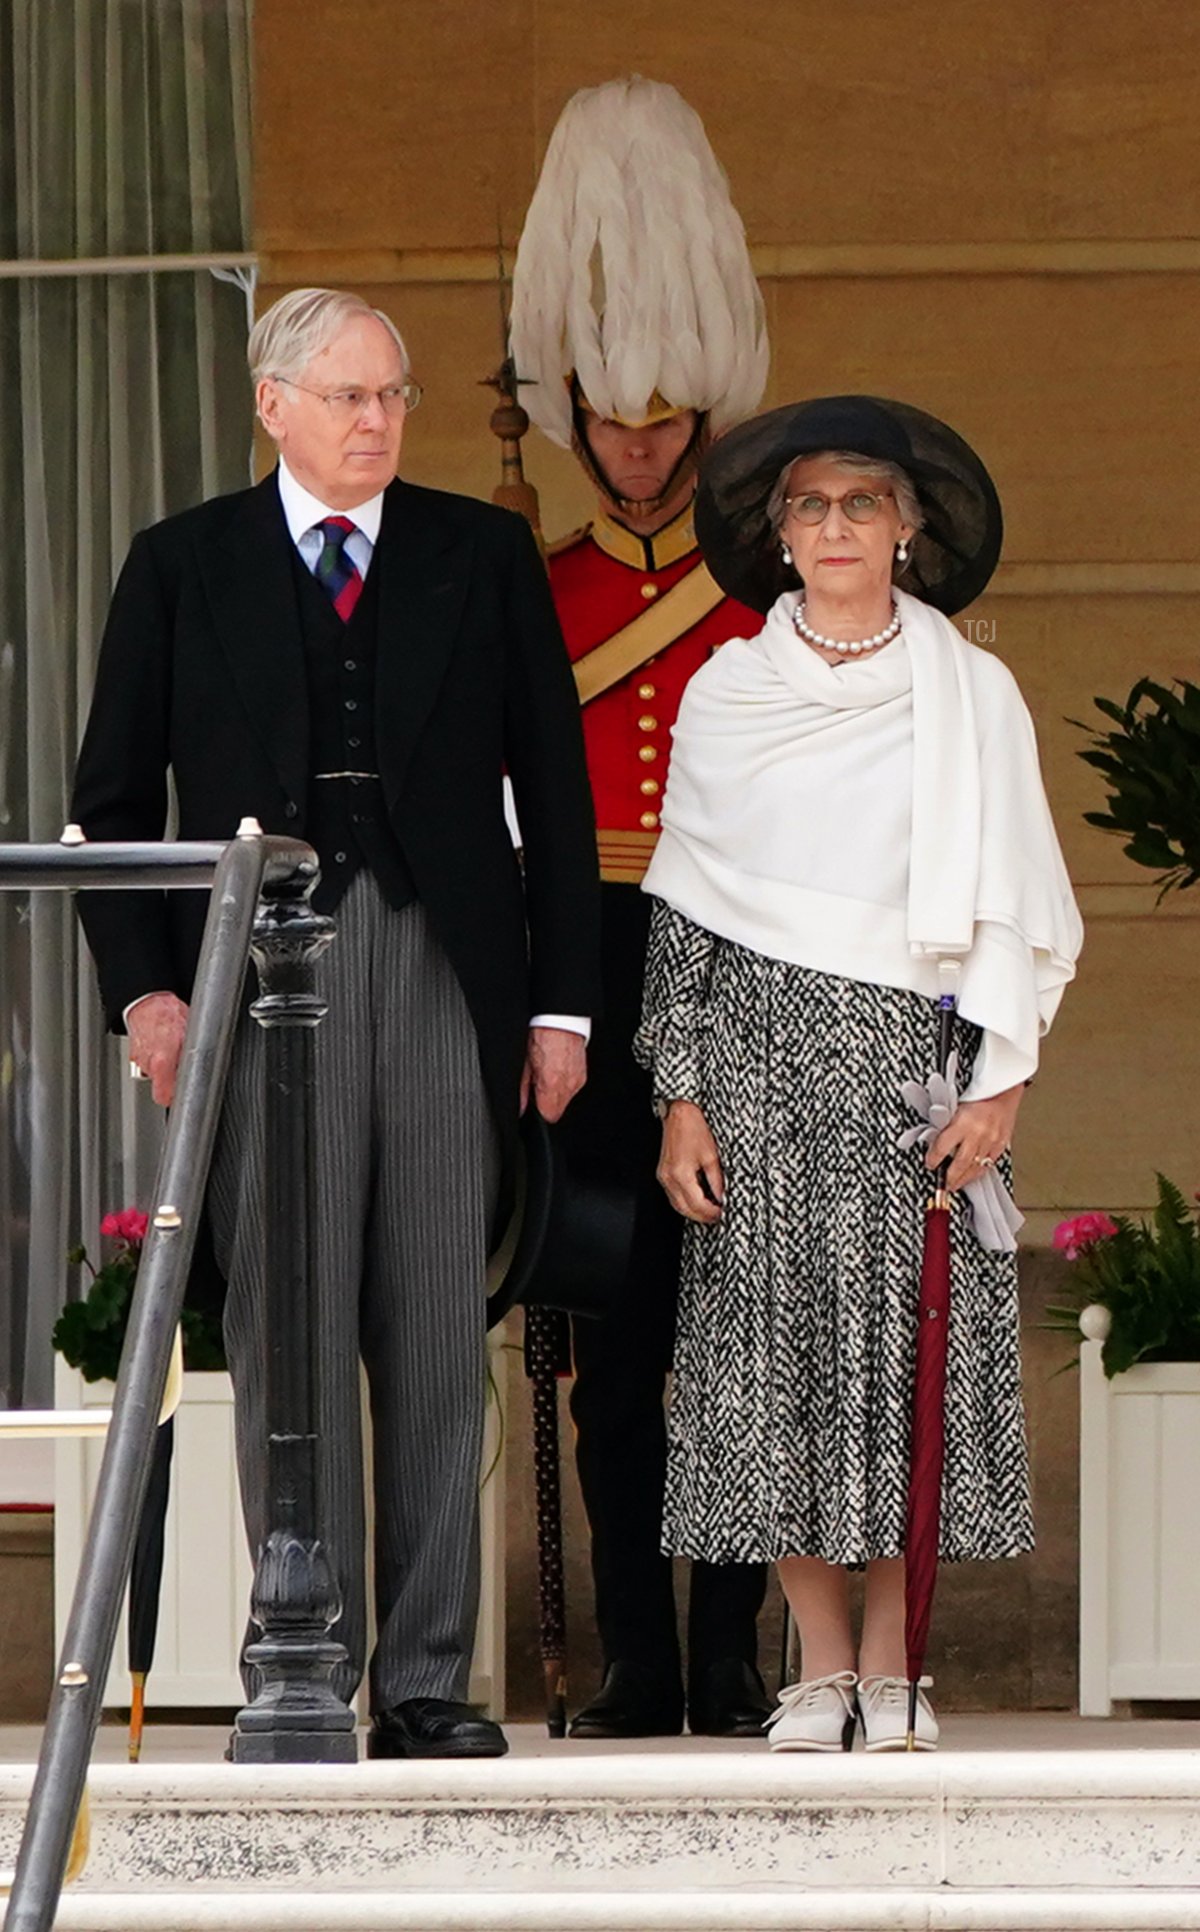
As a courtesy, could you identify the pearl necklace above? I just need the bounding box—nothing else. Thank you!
[792,600,901,656]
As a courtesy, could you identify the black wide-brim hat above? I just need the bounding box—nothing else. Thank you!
[485,1110,635,1329]
[694,394,1003,617]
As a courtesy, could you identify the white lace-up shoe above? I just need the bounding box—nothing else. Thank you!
[857,1673,939,1752]
[766,1671,859,1752]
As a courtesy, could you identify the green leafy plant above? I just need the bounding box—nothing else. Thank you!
[53,1208,225,1383]
[1073,678,1200,898]
[1044,1178,1200,1378]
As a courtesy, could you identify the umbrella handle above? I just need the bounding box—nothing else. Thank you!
[933,964,960,1195]
[128,1673,145,1763]
[905,1677,920,1751]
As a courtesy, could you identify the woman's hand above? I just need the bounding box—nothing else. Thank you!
[657,1099,724,1223]
[927,1082,1025,1193]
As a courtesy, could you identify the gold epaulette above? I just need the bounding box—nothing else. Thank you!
[546,523,592,559]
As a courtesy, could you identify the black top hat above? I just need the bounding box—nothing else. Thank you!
[694,394,1003,617]
[486,1109,636,1329]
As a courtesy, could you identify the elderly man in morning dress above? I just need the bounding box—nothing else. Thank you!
[634,396,1082,1753]
[72,287,600,1760]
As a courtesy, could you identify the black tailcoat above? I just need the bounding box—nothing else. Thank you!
[71,471,601,1172]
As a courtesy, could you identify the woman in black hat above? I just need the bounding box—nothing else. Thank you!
[634,397,1082,1752]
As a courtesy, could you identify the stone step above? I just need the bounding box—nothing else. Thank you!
[3,1750,1200,1923]
[29,1889,1200,1931]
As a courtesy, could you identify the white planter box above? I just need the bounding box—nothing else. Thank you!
[54,1364,252,1708]
[1079,1338,1200,1715]
[54,1340,506,1716]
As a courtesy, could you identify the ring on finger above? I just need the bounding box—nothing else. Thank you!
[972,1153,997,1169]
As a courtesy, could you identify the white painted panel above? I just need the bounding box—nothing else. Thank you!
[1110,1660,1200,1697]
[171,1382,252,1695]
[0,1439,54,1502]
[1109,1388,1161,1669]
[1158,1394,1200,1665]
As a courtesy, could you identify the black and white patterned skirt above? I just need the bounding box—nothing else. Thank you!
[643,908,1033,1568]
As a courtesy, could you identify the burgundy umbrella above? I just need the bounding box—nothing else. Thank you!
[902,968,959,1750]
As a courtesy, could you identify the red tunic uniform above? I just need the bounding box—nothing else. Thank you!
[548,506,762,882]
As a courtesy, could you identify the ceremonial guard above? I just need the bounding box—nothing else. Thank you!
[510,77,773,1738]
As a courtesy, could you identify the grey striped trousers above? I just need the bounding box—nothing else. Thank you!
[208,871,500,1711]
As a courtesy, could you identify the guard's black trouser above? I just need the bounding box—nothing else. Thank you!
[562,883,766,1682]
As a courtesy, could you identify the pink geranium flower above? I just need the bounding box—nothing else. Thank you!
[1052,1212,1118,1262]
[99,1207,150,1246]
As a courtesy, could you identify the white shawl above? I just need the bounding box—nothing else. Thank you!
[643,589,1083,1098]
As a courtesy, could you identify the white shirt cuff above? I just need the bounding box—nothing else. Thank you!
[529,1013,591,1043]
[122,992,170,1028]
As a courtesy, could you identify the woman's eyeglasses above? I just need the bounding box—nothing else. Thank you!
[784,489,893,526]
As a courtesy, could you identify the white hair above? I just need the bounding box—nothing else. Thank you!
[248,287,409,386]
[766,451,924,534]
[510,77,768,449]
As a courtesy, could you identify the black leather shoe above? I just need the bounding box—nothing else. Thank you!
[367,1698,508,1759]
[688,1658,772,1738]
[568,1660,685,1739]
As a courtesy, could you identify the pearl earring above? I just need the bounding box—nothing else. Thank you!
[781,544,793,567]
[895,539,910,566]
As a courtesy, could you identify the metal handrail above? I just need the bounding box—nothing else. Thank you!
[0,829,318,1932]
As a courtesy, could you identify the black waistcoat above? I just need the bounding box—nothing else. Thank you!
[291,546,416,915]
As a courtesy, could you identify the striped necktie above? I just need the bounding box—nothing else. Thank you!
[313,516,364,621]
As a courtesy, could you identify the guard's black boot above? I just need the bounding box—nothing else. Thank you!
[568,1659,685,1739]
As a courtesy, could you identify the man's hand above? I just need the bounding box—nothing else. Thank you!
[928,1081,1025,1193]
[127,992,190,1108]
[521,1025,587,1123]
[657,1099,724,1224]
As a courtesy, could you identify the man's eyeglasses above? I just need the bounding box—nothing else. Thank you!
[277,378,423,420]
[784,489,893,526]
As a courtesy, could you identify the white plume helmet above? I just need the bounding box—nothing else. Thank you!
[510,77,769,450]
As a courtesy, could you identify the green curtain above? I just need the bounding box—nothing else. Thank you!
[0,0,253,1413]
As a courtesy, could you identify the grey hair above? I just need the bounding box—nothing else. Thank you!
[766,450,924,535]
[248,287,409,386]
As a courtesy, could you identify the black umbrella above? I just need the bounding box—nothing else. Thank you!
[127,1416,173,1762]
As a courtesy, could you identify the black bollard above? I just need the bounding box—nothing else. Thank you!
[231,871,357,1763]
